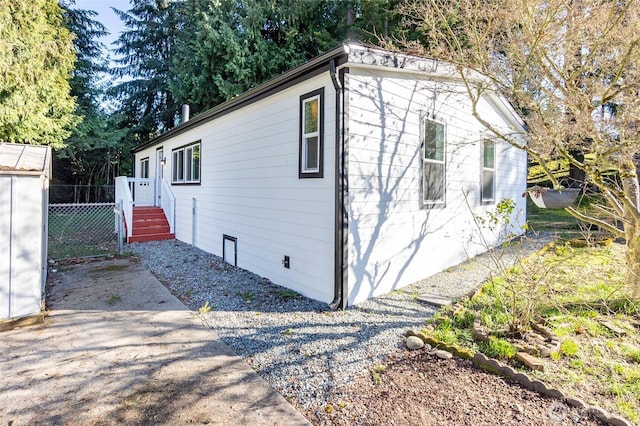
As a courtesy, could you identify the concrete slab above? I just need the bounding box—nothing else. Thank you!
[415,294,453,307]
[0,258,310,425]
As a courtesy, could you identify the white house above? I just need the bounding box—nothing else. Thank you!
[125,44,528,308]
[0,143,51,320]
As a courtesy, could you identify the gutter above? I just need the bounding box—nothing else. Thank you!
[329,60,349,310]
[131,44,352,308]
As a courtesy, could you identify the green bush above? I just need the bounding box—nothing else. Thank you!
[481,337,518,359]
[560,339,580,357]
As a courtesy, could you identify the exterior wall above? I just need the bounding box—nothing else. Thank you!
[134,75,337,303]
[0,175,46,319]
[346,68,527,305]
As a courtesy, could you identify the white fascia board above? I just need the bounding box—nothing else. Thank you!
[484,91,530,141]
[342,44,528,140]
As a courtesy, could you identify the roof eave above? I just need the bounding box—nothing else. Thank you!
[132,45,350,154]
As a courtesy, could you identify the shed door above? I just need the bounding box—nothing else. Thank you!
[0,175,43,319]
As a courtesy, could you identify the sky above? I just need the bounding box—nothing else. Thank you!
[73,0,130,48]
[72,0,132,95]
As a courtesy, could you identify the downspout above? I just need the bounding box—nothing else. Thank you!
[329,59,349,310]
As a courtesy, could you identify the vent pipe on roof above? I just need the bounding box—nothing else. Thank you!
[182,104,190,123]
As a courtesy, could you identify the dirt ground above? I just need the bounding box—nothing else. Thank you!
[306,349,607,426]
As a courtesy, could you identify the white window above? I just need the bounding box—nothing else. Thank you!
[299,88,324,178]
[422,119,446,206]
[172,142,200,184]
[481,139,495,203]
[140,157,149,179]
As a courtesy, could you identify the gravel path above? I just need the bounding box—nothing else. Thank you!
[128,234,553,412]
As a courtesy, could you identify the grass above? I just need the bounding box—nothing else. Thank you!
[526,194,616,245]
[49,241,114,260]
[370,365,387,386]
[48,208,118,259]
[198,301,213,313]
[273,289,302,301]
[527,155,618,184]
[424,228,640,421]
[526,199,580,235]
[48,209,113,234]
[107,294,121,305]
[236,291,254,302]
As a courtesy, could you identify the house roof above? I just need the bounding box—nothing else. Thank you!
[132,45,351,153]
[133,43,527,153]
[0,143,51,177]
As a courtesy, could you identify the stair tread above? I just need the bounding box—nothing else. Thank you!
[133,228,171,236]
[127,206,172,243]
[128,233,174,243]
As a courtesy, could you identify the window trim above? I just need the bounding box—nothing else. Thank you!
[481,139,496,204]
[420,115,446,209]
[299,88,324,179]
[171,141,201,185]
[140,157,149,179]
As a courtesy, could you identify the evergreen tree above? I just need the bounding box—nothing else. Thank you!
[0,0,78,148]
[57,1,125,187]
[349,0,407,43]
[111,0,182,144]
[110,0,407,140]
[170,0,406,117]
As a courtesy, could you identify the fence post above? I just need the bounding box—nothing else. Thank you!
[117,200,124,255]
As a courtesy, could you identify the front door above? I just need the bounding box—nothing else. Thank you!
[155,148,164,206]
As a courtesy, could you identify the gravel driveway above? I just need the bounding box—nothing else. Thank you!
[128,234,554,413]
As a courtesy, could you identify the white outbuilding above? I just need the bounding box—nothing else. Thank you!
[0,143,51,321]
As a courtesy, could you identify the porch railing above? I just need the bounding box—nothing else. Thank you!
[127,177,155,206]
[159,177,176,234]
[115,176,175,239]
[115,177,134,239]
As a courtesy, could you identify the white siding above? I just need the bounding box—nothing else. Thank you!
[0,175,46,319]
[346,68,527,305]
[135,75,336,303]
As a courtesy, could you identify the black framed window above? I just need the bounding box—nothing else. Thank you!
[172,142,200,184]
[140,157,149,179]
[481,139,495,203]
[299,88,324,178]
[422,118,446,207]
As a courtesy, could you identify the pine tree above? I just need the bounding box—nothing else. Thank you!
[110,0,407,128]
[111,0,182,143]
[170,0,406,117]
[57,1,125,187]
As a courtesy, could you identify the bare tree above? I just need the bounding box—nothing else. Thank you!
[398,0,640,297]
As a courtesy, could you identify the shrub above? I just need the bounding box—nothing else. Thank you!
[560,339,580,357]
[481,337,518,359]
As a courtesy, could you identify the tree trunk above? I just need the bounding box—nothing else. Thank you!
[624,225,640,299]
[621,162,640,299]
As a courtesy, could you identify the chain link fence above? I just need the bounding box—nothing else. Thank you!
[48,203,120,260]
[50,185,115,204]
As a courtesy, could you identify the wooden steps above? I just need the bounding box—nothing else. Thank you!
[128,206,174,243]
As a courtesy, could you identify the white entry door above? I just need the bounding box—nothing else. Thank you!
[155,148,164,206]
